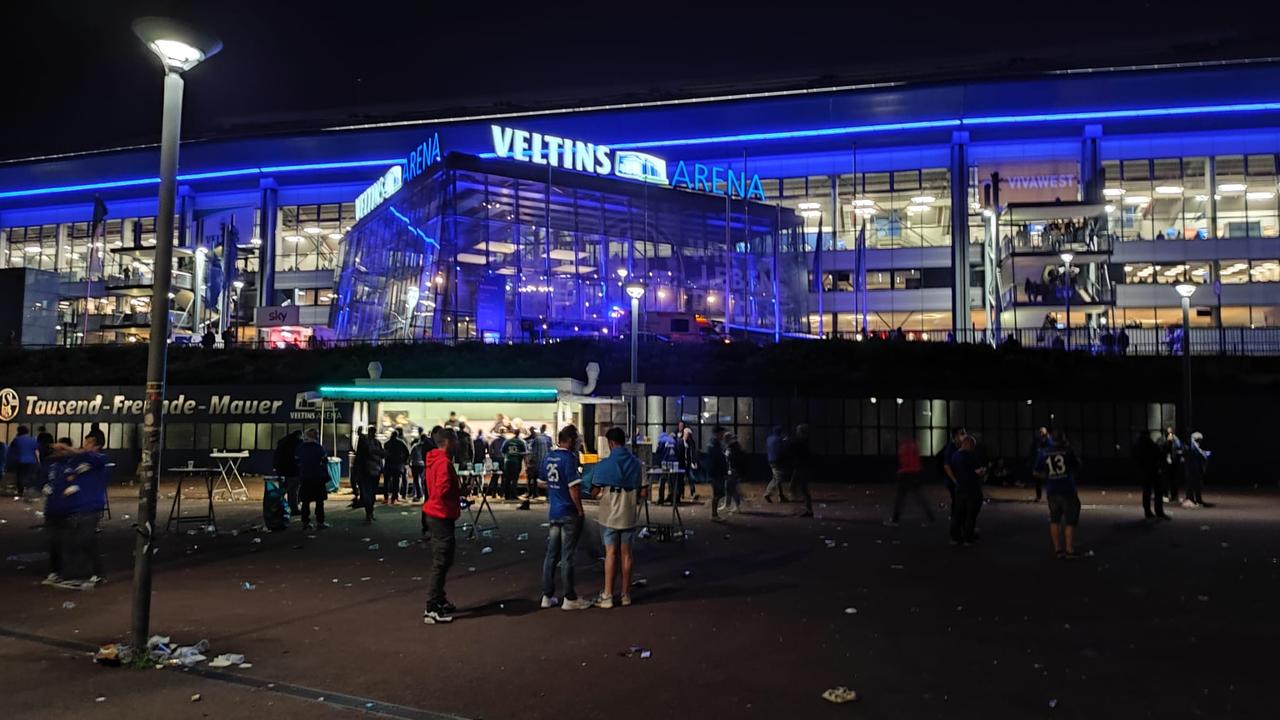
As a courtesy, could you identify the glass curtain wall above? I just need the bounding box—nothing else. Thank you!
[334,156,805,343]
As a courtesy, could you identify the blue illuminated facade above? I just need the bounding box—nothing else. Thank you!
[3,60,1280,347]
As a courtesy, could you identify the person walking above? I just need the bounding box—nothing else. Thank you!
[591,427,643,608]
[350,427,367,507]
[723,432,747,514]
[383,428,410,505]
[788,424,815,518]
[1034,431,1082,559]
[1133,432,1168,520]
[295,429,330,530]
[945,436,984,545]
[1159,427,1183,504]
[655,428,678,505]
[677,425,700,502]
[273,430,303,518]
[358,426,385,523]
[762,426,790,503]
[8,426,39,498]
[422,428,461,624]
[1182,431,1210,508]
[704,426,729,522]
[885,435,935,526]
[541,425,592,611]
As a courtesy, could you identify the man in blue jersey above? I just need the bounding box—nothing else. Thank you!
[1034,430,1082,559]
[43,434,110,589]
[540,425,592,611]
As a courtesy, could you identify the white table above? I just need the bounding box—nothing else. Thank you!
[209,451,251,500]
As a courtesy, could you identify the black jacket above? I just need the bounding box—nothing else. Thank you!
[384,436,410,469]
[274,434,302,476]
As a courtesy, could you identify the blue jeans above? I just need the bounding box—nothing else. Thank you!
[542,515,584,600]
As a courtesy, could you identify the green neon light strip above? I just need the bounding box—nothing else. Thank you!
[317,385,558,401]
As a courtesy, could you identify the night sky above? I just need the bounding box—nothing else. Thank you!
[2,0,1272,162]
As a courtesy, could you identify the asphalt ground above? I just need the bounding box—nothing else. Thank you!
[1,478,1277,720]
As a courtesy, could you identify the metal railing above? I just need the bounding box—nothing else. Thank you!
[829,326,1280,356]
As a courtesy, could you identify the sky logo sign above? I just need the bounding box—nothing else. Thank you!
[614,151,668,185]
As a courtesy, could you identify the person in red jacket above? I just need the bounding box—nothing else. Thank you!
[423,427,461,624]
[884,435,936,527]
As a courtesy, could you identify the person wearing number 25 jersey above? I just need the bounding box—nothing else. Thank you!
[1034,431,1082,560]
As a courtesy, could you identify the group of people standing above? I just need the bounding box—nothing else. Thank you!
[1133,426,1211,519]
[419,424,645,624]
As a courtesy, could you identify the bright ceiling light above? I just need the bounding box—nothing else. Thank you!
[797,201,821,210]
[910,195,936,204]
[850,198,876,207]
[1218,183,1247,193]
[303,226,323,234]
[1174,283,1196,298]
[855,207,877,216]
[23,245,41,254]
[1105,204,1116,213]
[1154,185,1184,195]
[1102,188,1126,197]
[1246,191,1275,201]
[327,232,343,240]
[906,204,930,213]
[284,234,303,242]
[1123,195,1150,205]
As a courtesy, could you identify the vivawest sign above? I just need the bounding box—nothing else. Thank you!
[354,132,443,222]
[489,124,766,201]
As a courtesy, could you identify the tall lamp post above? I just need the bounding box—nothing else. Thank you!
[1059,251,1073,350]
[130,17,220,652]
[1174,282,1196,439]
[625,280,646,444]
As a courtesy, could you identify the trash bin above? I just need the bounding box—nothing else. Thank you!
[326,459,342,494]
[262,475,289,531]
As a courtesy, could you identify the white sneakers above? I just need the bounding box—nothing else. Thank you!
[593,594,614,609]
[541,595,560,609]
[561,597,593,611]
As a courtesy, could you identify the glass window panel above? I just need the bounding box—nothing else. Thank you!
[223,423,239,451]
[241,423,256,451]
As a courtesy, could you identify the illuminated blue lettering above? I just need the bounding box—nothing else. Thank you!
[727,169,745,199]
[491,125,514,158]
[574,141,594,172]
[545,136,562,167]
[711,166,724,195]
[513,130,530,161]
[531,132,547,165]
[595,145,612,174]
[404,133,442,183]
[693,163,708,191]
[670,160,691,190]
[746,174,766,201]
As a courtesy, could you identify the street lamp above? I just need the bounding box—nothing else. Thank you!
[1174,282,1196,439]
[130,16,220,653]
[1059,252,1074,350]
[624,280,645,444]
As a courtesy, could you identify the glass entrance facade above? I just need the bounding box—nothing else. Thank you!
[333,154,806,343]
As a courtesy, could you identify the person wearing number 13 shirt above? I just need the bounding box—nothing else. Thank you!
[1034,431,1082,560]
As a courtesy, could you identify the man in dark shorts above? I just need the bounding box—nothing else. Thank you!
[1035,431,1082,559]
